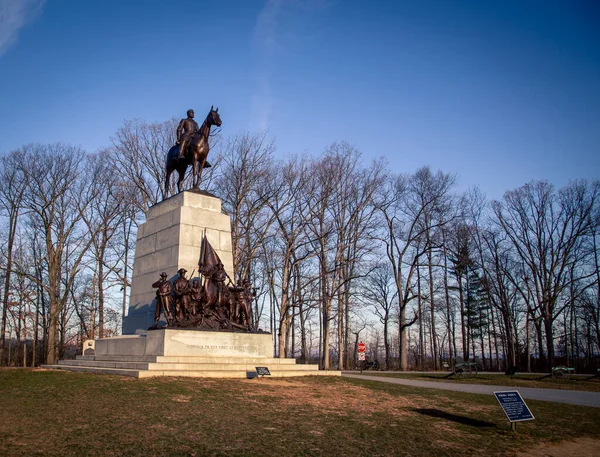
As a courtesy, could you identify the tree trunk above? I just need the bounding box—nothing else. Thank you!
[98,255,105,338]
[457,274,466,360]
[442,242,454,364]
[544,315,555,369]
[0,209,18,366]
[417,266,424,369]
[383,310,390,369]
[399,298,408,370]
[427,250,438,369]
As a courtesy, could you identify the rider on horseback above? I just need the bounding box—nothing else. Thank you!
[176,109,199,160]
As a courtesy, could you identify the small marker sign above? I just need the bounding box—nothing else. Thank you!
[255,367,271,377]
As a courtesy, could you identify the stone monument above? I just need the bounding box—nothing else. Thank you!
[46,106,340,378]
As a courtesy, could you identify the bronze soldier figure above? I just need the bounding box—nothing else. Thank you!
[173,268,191,321]
[176,109,199,160]
[188,279,204,317]
[151,272,172,327]
[229,282,248,328]
[209,262,230,312]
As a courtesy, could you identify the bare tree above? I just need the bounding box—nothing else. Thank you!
[81,151,126,338]
[110,118,177,210]
[18,144,98,364]
[332,153,383,369]
[303,143,381,369]
[262,158,313,357]
[216,132,276,283]
[411,167,456,369]
[492,180,600,369]
[0,150,27,365]
[361,263,397,369]
[375,167,455,370]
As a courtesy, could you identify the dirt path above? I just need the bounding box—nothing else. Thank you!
[517,437,600,456]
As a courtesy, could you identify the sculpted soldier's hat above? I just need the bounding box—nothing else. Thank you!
[178,268,187,275]
[160,272,168,278]
[187,109,194,117]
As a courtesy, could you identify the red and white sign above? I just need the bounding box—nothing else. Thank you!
[358,353,366,361]
[358,342,366,353]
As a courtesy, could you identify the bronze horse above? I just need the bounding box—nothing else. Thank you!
[165,106,222,195]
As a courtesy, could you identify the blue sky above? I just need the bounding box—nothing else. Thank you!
[0,0,598,200]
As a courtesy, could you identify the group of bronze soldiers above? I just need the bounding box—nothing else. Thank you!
[150,265,255,332]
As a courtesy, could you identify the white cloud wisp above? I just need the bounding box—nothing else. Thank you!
[0,0,45,58]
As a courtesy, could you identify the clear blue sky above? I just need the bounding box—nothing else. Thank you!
[0,0,598,199]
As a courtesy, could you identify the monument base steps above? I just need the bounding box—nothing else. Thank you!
[44,329,341,378]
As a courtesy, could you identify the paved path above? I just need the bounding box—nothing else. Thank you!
[341,372,600,408]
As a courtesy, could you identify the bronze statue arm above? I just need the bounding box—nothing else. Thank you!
[176,119,185,142]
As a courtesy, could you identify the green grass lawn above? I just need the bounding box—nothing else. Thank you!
[1,368,599,456]
[359,372,600,392]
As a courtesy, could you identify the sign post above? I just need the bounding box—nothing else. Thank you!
[493,391,534,431]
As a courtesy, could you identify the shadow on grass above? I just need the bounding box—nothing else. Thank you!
[411,408,496,428]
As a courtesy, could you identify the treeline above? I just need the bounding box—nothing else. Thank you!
[0,121,599,372]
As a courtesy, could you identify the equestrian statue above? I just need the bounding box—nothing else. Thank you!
[165,106,222,196]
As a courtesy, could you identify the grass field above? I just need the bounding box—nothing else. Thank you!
[1,368,599,457]
[357,372,600,393]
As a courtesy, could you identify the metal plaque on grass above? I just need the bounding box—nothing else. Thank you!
[494,391,535,422]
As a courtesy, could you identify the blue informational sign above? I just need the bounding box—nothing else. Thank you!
[494,391,535,422]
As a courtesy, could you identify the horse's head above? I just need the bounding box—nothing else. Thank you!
[208,105,222,127]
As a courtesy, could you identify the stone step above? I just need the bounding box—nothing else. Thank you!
[76,355,156,362]
[75,355,299,365]
[59,359,319,372]
[154,356,299,365]
[146,362,319,371]
[136,369,330,378]
[59,360,150,370]
[139,370,328,378]
[42,365,141,377]
[44,364,338,379]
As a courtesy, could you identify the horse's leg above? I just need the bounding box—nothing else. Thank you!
[165,165,171,197]
[196,155,207,188]
[192,154,199,189]
[198,159,204,187]
[176,166,185,193]
[164,149,174,197]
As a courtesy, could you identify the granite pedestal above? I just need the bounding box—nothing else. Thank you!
[123,191,234,334]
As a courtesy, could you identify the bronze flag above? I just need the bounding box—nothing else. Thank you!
[198,232,222,276]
